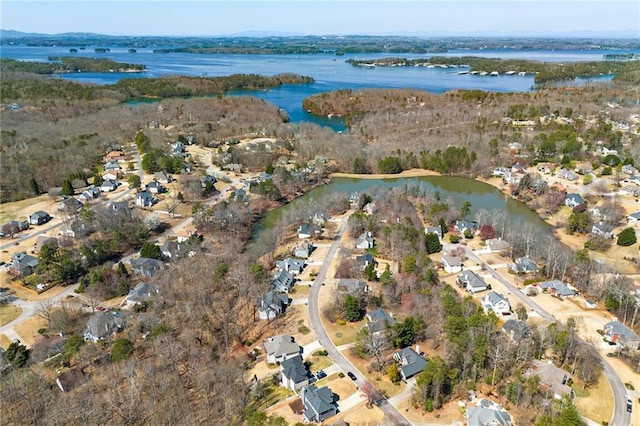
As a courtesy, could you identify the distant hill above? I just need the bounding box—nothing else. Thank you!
[1,29,104,39]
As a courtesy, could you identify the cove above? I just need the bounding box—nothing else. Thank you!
[253,175,551,240]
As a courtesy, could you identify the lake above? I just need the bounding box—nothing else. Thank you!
[253,175,551,242]
[0,46,624,130]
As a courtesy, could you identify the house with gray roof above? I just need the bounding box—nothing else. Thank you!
[591,221,614,239]
[280,355,309,391]
[337,279,368,296]
[355,231,374,249]
[58,197,83,215]
[27,210,51,225]
[604,320,640,350]
[466,406,512,426]
[276,258,306,275]
[294,240,314,259]
[509,256,540,275]
[273,269,295,293]
[154,171,173,184]
[104,161,121,171]
[355,253,376,270]
[564,193,584,207]
[502,319,531,342]
[83,311,125,342]
[301,385,337,423]
[525,359,572,399]
[628,211,640,226]
[298,223,314,239]
[160,240,182,259]
[130,257,165,277]
[366,309,394,333]
[257,290,289,320]
[264,334,301,364]
[441,254,463,274]
[486,238,509,252]
[537,280,576,298]
[100,179,118,192]
[8,252,39,276]
[34,235,57,253]
[425,226,443,240]
[457,270,488,294]
[455,220,478,235]
[482,291,511,316]
[122,282,158,308]
[393,347,427,380]
[135,191,157,207]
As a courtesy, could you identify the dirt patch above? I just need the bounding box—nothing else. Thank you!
[346,351,407,398]
[397,396,465,424]
[331,168,441,180]
[0,333,12,349]
[13,315,47,347]
[333,400,386,425]
[323,373,358,399]
[0,305,22,326]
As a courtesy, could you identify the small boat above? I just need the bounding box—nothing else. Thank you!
[490,71,499,76]
[505,71,516,75]
[479,71,488,76]
[457,71,469,75]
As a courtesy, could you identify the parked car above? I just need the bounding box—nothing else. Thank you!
[627,396,633,413]
[347,371,357,381]
[316,370,327,380]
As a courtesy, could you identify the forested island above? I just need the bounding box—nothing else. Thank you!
[0,57,146,74]
[346,56,640,84]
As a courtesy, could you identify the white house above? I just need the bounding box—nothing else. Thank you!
[264,334,301,364]
[441,254,463,274]
[564,193,584,208]
[482,291,511,316]
[457,270,488,294]
[355,232,374,249]
[628,212,640,227]
[591,222,614,239]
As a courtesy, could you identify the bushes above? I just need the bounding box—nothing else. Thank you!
[617,227,637,247]
[111,338,134,362]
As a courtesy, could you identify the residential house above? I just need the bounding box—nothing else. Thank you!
[502,319,531,342]
[310,212,327,228]
[508,142,522,151]
[441,254,463,274]
[273,269,295,293]
[58,220,90,239]
[482,291,511,316]
[146,181,164,194]
[122,282,158,308]
[100,179,118,192]
[557,168,578,181]
[102,171,120,181]
[564,193,584,208]
[355,232,374,249]
[425,226,443,241]
[280,355,309,391]
[58,197,83,215]
[154,172,172,184]
[135,191,157,207]
[83,311,125,342]
[525,359,573,399]
[130,257,165,277]
[27,211,51,226]
[78,188,100,203]
[509,257,540,275]
[257,290,289,320]
[201,174,217,188]
[492,167,509,177]
[301,385,337,423]
[160,240,182,259]
[603,320,640,350]
[537,280,577,298]
[298,223,314,239]
[466,406,512,426]
[486,238,509,252]
[537,164,552,175]
[233,188,246,201]
[355,253,376,270]
[104,161,121,171]
[502,171,522,185]
[366,309,394,333]
[8,252,39,276]
[457,270,488,294]
[393,346,427,380]
[34,235,57,253]
[622,164,638,175]
[109,200,130,213]
[294,240,314,259]
[104,150,125,162]
[277,258,306,275]
[171,142,186,157]
[591,222,614,239]
[337,279,368,296]
[264,334,301,364]
[455,220,478,235]
[628,212,640,226]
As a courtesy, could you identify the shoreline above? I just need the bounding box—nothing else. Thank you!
[330,168,441,179]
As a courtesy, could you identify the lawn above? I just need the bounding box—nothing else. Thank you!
[14,315,47,347]
[0,334,12,349]
[574,372,614,425]
[323,317,365,347]
[347,351,406,398]
[0,305,22,326]
[251,381,294,412]
[306,351,334,373]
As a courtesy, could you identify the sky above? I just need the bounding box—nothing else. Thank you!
[1,1,639,37]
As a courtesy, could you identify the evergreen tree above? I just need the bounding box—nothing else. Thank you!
[61,179,74,196]
[425,232,442,254]
[344,294,363,322]
[29,178,40,196]
[617,227,637,246]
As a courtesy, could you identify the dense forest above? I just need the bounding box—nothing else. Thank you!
[0,57,146,74]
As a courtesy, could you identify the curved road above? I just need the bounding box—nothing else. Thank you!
[308,212,411,425]
[460,245,631,426]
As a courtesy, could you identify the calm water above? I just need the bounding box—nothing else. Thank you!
[255,176,551,237]
[1,46,626,130]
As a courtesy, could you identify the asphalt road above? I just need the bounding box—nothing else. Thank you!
[308,212,411,425]
[460,245,631,426]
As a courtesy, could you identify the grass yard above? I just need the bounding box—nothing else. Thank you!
[306,350,334,373]
[290,284,310,296]
[346,351,406,398]
[14,315,47,347]
[0,305,22,326]
[574,373,614,425]
[251,381,294,412]
[0,333,12,349]
[323,317,365,347]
